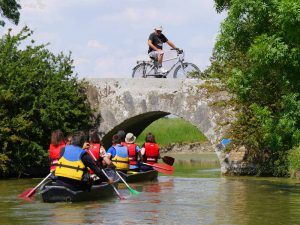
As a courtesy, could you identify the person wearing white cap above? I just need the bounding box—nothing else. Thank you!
[148,26,178,74]
[123,133,141,171]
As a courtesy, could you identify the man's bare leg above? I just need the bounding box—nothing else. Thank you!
[158,53,164,67]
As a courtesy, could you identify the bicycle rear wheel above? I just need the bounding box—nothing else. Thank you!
[132,63,155,78]
[173,63,201,78]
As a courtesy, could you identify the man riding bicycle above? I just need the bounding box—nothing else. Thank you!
[148,26,178,74]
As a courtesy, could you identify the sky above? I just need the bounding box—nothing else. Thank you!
[1,0,226,79]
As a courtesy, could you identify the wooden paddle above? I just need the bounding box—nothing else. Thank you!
[162,156,175,166]
[115,171,140,195]
[101,169,125,200]
[19,172,52,199]
[141,162,174,175]
[86,149,125,200]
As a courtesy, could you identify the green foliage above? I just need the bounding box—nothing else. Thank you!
[187,70,203,78]
[136,117,207,147]
[0,153,10,174]
[214,0,231,13]
[212,0,300,176]
[0,0,21,26]
[288,145,300,178]
[0,27,94,177]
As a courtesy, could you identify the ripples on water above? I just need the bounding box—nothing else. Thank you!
[1,153,300,224]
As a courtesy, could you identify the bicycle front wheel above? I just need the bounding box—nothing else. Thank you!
[173,63,201,78]
[132,63,153,78]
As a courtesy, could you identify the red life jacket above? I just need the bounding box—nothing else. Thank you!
[124,143,138,165]
[49,141,66,171]
[87,143,101,174]
[144,142,159,165]
[88,143,101,160]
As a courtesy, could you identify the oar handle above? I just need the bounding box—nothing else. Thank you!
[87,148,98,161]
[142,162,173,171]
[115,170,140,195]
[101,169,124,200]
[116,171,130,188]
[86,148,124,200]
[115,171,130,189]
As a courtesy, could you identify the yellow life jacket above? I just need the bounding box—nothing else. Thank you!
[111,145,129,170]
[55,145,87,181]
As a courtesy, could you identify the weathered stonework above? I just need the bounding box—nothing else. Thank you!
[217,145,258,175]
[86,78,242,174]
[160,141,214,153]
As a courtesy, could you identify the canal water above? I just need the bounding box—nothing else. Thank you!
[1,153,300,225]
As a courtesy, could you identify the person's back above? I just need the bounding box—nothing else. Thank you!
[54,131,112,191]
[144,142,159,165]
[107,134,129,173]
[87,129,101,171]
[49,129,66,172]
[140,133,160,171]
[55,145,87,182]
[124,133,140,171]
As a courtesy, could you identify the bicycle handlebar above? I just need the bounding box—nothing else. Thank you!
[171,48,183,54]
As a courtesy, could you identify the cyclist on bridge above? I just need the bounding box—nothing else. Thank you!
[148,26,178,73]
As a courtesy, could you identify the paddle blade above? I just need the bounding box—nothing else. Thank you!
[129,187,140,195]
[153,166,174,175]
[162,156,175,166]
[151,163,174,175]
[115,170,140,195]
[19,188,36,199]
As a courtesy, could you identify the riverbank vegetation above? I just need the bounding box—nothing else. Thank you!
[136,117,207,147]
[208,0,300,176]
[0,27,94,177]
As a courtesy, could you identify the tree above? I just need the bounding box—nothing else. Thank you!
[212,0,300,176]
[0,0,21,27]
[0,27,95,177]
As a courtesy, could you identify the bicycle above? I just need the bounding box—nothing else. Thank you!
[132,49,201,78]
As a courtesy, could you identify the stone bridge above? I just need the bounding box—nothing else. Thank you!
[86,78,236,173]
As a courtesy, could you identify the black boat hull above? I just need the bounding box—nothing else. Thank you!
[118,170,158,183]
[39,170,119,203]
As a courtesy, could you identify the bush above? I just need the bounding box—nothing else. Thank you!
[211,0,300,176]
[0,27,94,177]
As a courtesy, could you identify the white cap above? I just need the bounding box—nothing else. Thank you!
[155,25,163,31]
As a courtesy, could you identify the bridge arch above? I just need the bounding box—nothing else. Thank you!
[86,78,235,170]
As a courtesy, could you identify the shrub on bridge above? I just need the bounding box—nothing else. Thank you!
[0,27,94,177]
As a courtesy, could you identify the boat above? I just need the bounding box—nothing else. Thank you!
[38,170,120,203]
[117,170,158,183]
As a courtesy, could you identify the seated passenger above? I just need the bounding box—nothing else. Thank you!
[106,134,129,173]
[49,129,66,172]
[54,131,113,191]
[140,133,160,171]
[86,129,111,175]
[123,133,141,172]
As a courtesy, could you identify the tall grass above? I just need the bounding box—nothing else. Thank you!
[136,117,207,147]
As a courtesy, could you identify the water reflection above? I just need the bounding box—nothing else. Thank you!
[1,153,300,224]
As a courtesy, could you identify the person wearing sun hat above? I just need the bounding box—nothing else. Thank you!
[123,133,141,171]
[148,25,178,74]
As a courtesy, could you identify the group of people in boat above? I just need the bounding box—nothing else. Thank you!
[49,129,160,191]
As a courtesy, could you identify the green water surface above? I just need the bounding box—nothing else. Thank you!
[1,153,300,225]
